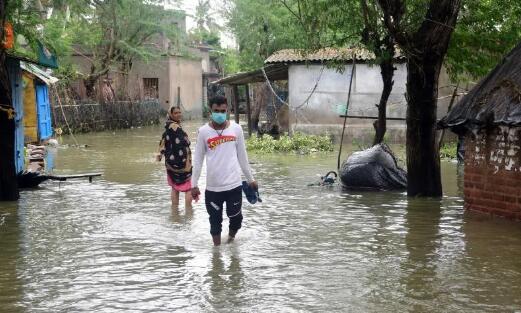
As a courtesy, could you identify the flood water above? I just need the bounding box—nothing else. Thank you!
[1,122,521,312]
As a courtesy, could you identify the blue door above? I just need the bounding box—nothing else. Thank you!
[35,84,52,140]
[7,58,25,174]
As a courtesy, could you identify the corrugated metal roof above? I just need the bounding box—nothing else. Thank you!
[21,61,59,85]
[265,47,402,64]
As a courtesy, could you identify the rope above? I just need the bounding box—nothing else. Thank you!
[0,104,16,120]
[260,64,325,128]
[261,64,325,111]
[293,65,325,110]
[53,85,80,147]
[261,66,290,106]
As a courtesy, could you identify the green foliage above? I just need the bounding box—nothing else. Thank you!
[224,0,309,71]
[273,0,521,83]
[195,0,220,32]
[191,28,221,47]
[53,63,80,84]
[246,133,333,154]
[8,0,184,78]
[439,142,458,160]
[189,0,221,48]
[446,0,521,81]
[279,0,362,48]
[5,0,43,60]
[221,49,241,75]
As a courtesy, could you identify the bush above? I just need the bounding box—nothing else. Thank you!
[246,132,334,154]
[440,141,458,159]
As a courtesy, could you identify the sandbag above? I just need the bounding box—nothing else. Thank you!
[340,144,407,190]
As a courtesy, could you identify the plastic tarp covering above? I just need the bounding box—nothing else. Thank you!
[438,41,521,135]
[340,144,407,190]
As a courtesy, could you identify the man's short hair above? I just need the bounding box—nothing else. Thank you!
[209,96,227,107]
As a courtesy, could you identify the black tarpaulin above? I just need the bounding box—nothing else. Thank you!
[340,144,407,190]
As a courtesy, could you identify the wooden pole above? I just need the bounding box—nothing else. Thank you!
[177,86,181,107]
[233,85,239,123]
[437,83,460,149]
[337,57,356,170]
[339,115,406,121]
[245,84,252,136]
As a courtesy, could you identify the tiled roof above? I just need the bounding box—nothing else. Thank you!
[265,47,402,64]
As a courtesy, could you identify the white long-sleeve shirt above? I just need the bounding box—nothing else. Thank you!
[191,121,254,192]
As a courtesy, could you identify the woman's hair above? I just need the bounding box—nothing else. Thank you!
[169,106,181,113]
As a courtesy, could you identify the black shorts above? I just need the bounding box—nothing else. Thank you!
[205,186,243,235]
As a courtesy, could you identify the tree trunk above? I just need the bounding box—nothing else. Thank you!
[376,0,461,197]
[405,57,443,197]
[84,76,97,100]
[360,1,396,146]
[0,0,20,200]
[373,58,394,145]
[118,59,133,100]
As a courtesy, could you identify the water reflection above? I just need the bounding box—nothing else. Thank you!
[170,205,193,224]
[456,162,465,196]
[45,146,57,173]
[0,202,23,313]
[459,213,521,311]
[205,248,245,311]
[401,198,442,312]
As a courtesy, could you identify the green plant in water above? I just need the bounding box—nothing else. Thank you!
[439,141,458,160]
[247,132,334,154]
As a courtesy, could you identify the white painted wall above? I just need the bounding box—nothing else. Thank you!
[169,56,203,119]
[288,63,408,125]
[287,62,461,143]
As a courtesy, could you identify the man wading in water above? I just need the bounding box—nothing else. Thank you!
[191,96,258,246]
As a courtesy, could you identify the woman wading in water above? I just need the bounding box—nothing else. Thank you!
[157,106,193,208]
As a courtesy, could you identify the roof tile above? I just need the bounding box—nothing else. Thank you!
[265,47,387,64]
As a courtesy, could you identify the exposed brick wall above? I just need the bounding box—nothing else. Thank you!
[464,126,521,220]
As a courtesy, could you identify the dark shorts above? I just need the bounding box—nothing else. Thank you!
[205,186,243,235]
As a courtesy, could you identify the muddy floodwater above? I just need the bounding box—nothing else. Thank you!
[1,122,521,312]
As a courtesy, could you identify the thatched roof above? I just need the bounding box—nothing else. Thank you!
[438,42,521,134]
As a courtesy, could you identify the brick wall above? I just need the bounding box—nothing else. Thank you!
[464,126,521,220]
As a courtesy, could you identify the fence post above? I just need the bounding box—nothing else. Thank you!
[245,84,252,136]
[232,85,239,124]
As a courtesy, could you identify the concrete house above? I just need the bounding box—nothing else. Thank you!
[215,47,457,141]
[70,9,221,119]
[265,48,456,141]
[439,42,521,220]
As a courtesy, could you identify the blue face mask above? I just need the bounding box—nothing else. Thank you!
[211,112,227,124]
